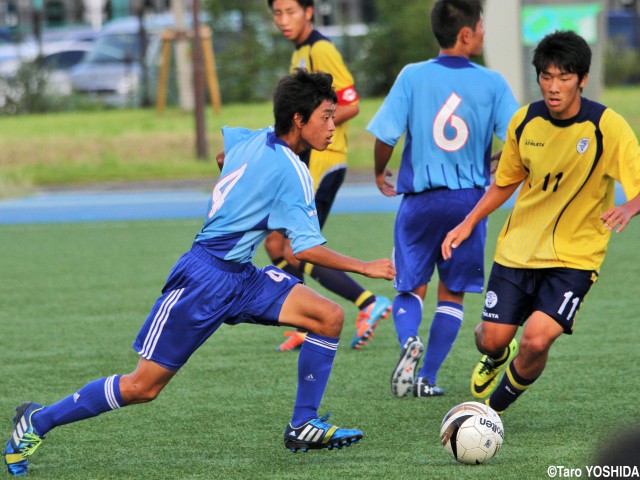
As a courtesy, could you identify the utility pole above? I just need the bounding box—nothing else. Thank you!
[192,0,208,160]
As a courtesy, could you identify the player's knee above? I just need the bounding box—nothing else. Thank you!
[476,327,508,355]
[318,301,344,337]
[519,335,552,359]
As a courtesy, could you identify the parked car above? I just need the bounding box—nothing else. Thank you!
[69,14,176,107]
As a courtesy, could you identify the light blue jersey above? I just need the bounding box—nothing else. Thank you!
[194,127,325,262]
[367,55,518,194]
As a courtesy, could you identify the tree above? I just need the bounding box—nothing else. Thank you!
[203,0,290,103]
[354,0,438,96]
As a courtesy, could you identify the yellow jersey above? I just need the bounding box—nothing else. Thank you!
[290,29,358,158]
[495,98,640,271]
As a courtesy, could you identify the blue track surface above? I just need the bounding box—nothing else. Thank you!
[0,183,626,225]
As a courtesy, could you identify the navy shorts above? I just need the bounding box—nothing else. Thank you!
[393,188,487,293]
[133,243,300,370]
[482,263,598,334]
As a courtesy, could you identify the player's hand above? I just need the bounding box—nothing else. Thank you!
[601,205,632,233]
[362,258,396,280]
[441,221,474,260]
[376,168,396,197]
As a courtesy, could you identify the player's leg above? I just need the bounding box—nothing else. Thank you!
[487,268,596,413]
[487,311,562,413]
[415,281,464,397]
[4,359,175,476]
[278,283,363,451]
[390,284,426,397]
[266,231,308,352]
[306,158,391,349]
[417,188,488,397]
[470,263,531,400]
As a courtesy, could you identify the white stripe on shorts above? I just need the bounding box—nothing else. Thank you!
[139,288,184,360]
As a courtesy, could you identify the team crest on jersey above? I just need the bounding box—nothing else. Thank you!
[298,58,307,69]
[576,138,590,154]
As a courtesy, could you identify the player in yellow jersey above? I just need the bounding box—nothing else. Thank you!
[267,0,392,352]
[441,30,640,413]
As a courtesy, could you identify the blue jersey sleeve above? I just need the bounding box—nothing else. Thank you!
[366,64,413,146]
[491,73,519,142]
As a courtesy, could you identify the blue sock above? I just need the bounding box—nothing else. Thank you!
[418,302,463,384]
[291,333,338,427]
[392,293,423,347]
[32,375,124,436]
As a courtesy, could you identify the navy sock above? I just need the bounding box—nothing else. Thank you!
[32,375,124,436]
[291,334,338,427]
[489,362,537,413]
[301,262,369,306]
[392,293,423,347]
[419,302,463,385]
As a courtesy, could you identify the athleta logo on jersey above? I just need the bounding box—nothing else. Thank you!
[524,139,545,147]
[576,138,590,154]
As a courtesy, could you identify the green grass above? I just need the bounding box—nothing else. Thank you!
[2,85,640,196]
[1,211,639,479]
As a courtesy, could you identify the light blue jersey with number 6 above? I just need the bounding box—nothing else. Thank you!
[194,127,326,263]
[367,55,518,194]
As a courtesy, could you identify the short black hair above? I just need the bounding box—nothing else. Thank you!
[533,30,591,83]
[267,0,314,10]
[431,0,483,49]
[273,69,337,136]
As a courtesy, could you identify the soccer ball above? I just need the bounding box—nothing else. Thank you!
[440,401,504,465]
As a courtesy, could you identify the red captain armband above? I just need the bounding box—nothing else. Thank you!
[336,86,359,105]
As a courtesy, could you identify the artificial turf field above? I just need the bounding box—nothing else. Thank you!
[1,210,638,479]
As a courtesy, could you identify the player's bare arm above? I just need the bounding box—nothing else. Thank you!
[333,103,359,126]
[600,192,640,233]
[373,139,397,197]
[294,244,396,280]
[442,181,521,260]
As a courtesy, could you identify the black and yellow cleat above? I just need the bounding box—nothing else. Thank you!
[471,339,518,399]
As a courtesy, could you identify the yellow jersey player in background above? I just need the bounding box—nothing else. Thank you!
[442,30,640,414]
[267,0,392,352]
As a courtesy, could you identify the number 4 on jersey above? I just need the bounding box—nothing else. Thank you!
[207,164,247,218]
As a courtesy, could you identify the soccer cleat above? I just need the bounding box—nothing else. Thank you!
[413,377,445,398]
[471,338,518,399]
[349,296,392,349]
[4,402,45,477]
[390,336,424,398]
[284,414,363,452]
[277,330,307,352]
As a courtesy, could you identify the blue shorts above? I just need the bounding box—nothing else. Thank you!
[133,243,300,370]
[393,188,487,293]
[482,263,598,334]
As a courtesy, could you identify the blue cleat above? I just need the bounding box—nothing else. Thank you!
[284,414,363,452]
[350,296,392,349]
[4,402,45,477]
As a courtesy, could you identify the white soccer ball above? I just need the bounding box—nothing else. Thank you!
[440,401,504,465]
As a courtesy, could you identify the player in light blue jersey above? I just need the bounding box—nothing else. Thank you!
[3,70,395,476]
[366,0,518,399]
